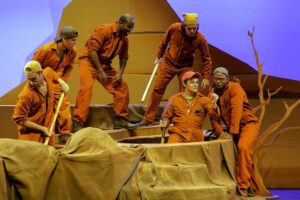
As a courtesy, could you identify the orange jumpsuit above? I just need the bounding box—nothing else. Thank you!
[144,23,212,123]
[32,41,76,134]
[73,22,129,124]
[12,68,59,147]
[213,82,259,191]
[163,92,220,143]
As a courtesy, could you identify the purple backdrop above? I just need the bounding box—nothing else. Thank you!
[0,0,299,98]
[167,0,300,81]
[0,0,71,97]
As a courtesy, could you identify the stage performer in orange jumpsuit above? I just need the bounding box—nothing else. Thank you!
[160,71,220,143]
[211,67,259,196]
[139,13,213,126]
[32,26,78,137]
[12,61,69,147]
[73,14,137,131]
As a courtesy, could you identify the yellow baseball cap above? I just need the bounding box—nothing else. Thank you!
[182,13,198,25]
[24,61,42,73]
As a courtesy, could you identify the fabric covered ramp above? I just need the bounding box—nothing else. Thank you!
[0,128,264,199]
[0,128,143,200]
[118,140,243,200]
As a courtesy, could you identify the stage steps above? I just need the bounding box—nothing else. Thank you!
[55,125,165,147]
[117,139,260,200]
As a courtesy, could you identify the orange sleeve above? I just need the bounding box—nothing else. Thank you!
[86,25,106,52]
[61,47,77,82]
[32,46,47,67]
[32,44,62,78]
[43,67,60,81]
[203,97,223,134]
[156,24,175,58]
[119,37,129,60]
[12,93,31,126]
[198,35,212,79]
[229,84,244,134]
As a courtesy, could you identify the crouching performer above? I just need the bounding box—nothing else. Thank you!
[32,26,77,136]
[161,71,220,143]
[12,61,69,147]
[211,67,259,196]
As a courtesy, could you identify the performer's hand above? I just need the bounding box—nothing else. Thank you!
[42,127,51,137]
[218,132,232,139]
[160,119,167,128]
[61,82,69,93]
[154,57,162,66]
[57,78,69,93]
[210,88,219,109]
[113,72,122,87]
[99,71,108,83]
[201,79,210,90]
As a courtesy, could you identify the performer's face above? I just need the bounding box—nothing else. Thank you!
[26,72,43,87]
[184,24,197,37]
[184,77,199,93]
[62,37,77,49]
[213,73,228,89]
[119,18,135,36]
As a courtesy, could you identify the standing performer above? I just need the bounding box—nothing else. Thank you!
[160,71,220,143]
[211,67,259,196]
[12,61,69,147]
[139,13,213,126]
[73,14,137,131]
[32,26,77,137]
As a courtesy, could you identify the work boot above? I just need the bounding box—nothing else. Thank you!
[113,116,138,130]
[72,120,84,133]
[237,187,248,197]
[137,120,152,127]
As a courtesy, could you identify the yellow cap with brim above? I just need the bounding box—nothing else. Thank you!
[24,61,42,73]
[182,13,198,25]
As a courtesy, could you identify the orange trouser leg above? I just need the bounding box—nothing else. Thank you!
[47,135,55,147]
[73,59,98,124]
[167,133,186,143]
[235,122,259,190]
[143,59,192,122]
[100,66,129,120]
[18,132,43,143]
[54,84,72,134]
[18,133,55,147]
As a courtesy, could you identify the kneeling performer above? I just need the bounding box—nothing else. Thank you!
[161,71,220,143]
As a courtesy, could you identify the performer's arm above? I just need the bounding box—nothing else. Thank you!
[87,26,107,82]
[23,120,51,137]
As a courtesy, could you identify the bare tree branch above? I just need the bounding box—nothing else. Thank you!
[249,26,300,196]
[262,72,269,88]
[262,126,300,146]
[253,87,282,114]
[255,99,300,149]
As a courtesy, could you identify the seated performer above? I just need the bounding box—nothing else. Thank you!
[12,61,69,147]
[32,26,78,137]
[139,13,212,126]
[160,71,220,143]
[73,14,137,131]
[211,67,259,196]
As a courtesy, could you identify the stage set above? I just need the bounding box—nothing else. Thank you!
[0,0,300,199]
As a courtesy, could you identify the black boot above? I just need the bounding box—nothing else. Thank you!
[72,120,84,133]
[137,120,152,127]
[113,116,138,130]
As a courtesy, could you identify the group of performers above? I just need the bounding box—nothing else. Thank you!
[12,13,259,196]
